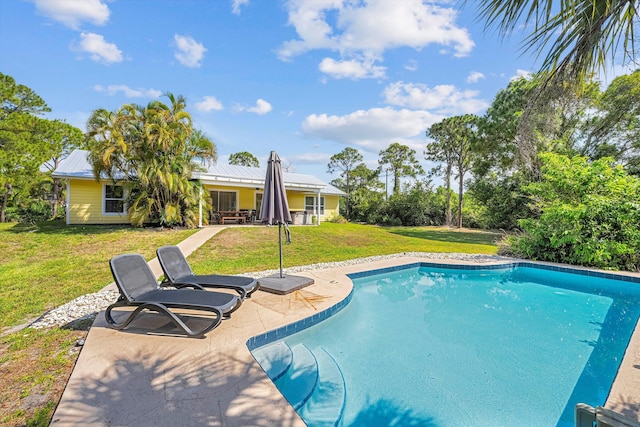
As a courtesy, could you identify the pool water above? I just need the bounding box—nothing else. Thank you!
[251,264,640,427]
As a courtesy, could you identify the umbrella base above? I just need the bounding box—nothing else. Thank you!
[258,274,315,295]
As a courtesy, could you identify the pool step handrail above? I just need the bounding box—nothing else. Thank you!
[275,344,319,410]
[575,403,640,427]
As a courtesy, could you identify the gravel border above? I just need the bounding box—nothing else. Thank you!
[29,252,514,330]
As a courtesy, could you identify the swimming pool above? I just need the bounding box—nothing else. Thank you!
[249,262,640,427]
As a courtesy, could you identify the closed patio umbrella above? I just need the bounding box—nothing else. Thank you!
[258,151,313,294]
[260,151,292,278]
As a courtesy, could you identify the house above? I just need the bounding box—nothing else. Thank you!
[52,149,345,226]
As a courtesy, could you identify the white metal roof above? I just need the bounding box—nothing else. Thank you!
[53,150,345,196]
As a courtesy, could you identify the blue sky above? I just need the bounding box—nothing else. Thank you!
[1,0,541,183]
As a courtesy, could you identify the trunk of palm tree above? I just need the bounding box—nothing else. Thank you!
[457,173,463,228]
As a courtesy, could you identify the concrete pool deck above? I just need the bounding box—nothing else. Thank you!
[50,230,640,425]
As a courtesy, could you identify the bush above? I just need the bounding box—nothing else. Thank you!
[372,185,447,226]
[326,213,348,223]
[505,153,640,271]
[18,200,53,224]
[3,206,20,222]
[467,173,533,230]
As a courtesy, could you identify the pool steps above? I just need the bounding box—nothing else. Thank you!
[250,341,292,381]
[274,344,319,410]
[298,347,346,427]
[253,342,346,426]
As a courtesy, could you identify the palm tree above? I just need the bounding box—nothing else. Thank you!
[468,0,638,82]
[86,93,216,227]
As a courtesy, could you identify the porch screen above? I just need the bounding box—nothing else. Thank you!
[210,191,237,211]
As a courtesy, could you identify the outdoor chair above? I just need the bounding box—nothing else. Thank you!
[575,403,640,427]
[106,253,242,338]
[156,245,260,299]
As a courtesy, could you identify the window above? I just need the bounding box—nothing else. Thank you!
[210,190,237,211]
[104,184,126,214]
[305,196,325,215]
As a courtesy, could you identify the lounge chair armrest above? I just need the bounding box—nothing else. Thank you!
[161,281,205,290]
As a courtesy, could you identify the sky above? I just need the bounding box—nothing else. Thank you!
[1,0,547,185]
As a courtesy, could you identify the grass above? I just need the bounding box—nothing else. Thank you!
[0,220,499,426]
[0,221,197,329]
[187,223,500,275]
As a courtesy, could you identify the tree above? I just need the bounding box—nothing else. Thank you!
[229,151,259,167]
[86,93,216,227]
[582,70,640,174]
[0,73,51,222]
[468,0,639,84]
[327,147,363,219]
[378,142,424,195]
[38,119,83,217]
[426,115,479,228]
[426,123,455,225]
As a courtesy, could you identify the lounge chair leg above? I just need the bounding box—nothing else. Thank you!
[105,301,222,338]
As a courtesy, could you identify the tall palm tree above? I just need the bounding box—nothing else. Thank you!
[468,0,638,82]
[86,93,216,227]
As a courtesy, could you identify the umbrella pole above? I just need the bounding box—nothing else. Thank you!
[278,223,284,278]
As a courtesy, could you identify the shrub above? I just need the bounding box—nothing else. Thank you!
[372,186,447,226]
[326,213,348,223]
[505,153,640,271]
[18,200,53,224]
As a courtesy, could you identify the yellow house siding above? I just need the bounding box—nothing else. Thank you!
[287,192,306,211]
[238,189,255,210]
[68,179,129,225]
[324,195,340,218]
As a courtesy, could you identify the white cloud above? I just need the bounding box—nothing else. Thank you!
[383,81,488,114]
[231,0,250,15]
[236,99,272,115]
[94,84,162,98]
[195,96,224,112]
[301,107,442,151]
[467,71,485,83]
[278,0,474,79]
[173,35,206,67]
[76,32,122,64]
[247,99,272,115]
[288,152,332,164]
[318,57,386,79]
[511,69,532,81]
[34,0,110,29]
[404,60,418,71]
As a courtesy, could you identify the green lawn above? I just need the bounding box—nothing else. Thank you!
[0,221,500,329]
[187,223,500,275]
[0,222,197,329]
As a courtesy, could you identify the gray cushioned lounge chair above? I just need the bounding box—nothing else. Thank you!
[106,253,242,338]
[156,245,259,299]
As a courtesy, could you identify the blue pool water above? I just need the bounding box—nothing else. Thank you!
[250,264,640,427]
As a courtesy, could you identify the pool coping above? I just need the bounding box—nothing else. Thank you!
[51,255,640,425]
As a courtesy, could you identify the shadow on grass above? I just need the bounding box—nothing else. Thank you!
[387,227,501,246]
